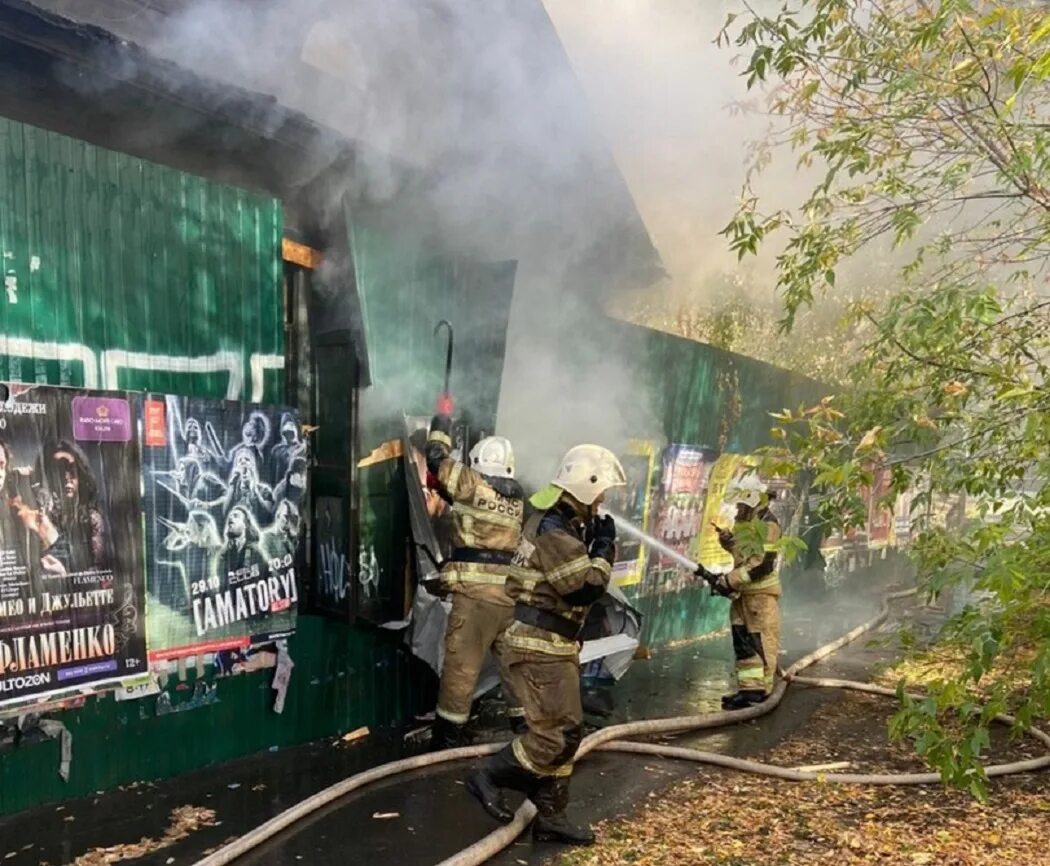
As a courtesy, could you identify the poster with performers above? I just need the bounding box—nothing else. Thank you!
[141,395,305,660]
[647,444,717,593]
[0,384,146,706]
[607,441,657,587]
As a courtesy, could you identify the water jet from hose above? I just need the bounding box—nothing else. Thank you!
[602,507,703,574]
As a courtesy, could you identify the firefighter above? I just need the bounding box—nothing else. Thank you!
[706,472,782,710]
[465,444,626,846]
[426,407,526,749]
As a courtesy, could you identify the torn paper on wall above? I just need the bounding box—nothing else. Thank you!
[272,640,294,714]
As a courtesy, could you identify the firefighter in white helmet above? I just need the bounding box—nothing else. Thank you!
[465,444,625,846]
[426,404,525,749]
[704,471,783,710]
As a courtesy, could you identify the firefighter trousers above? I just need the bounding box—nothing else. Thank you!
[504,650,583,778]
[730,592,781,694]
[437,593,522,725]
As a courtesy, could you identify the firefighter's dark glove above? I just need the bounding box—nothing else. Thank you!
[588,515,616,565]
[708,574,735,598]
[592,515,616,543]
[716,527,735,551]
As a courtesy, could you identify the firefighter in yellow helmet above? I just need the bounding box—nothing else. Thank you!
[465,444,626,846]
[704,472,783,710]
[426,407,526,749]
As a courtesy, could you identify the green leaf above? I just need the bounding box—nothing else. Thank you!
[718,1,1050,799]
[997,387,1033,400]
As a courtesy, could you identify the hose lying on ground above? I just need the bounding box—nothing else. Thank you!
[194,587,1050,866]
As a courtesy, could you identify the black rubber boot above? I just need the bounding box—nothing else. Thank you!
[508,714,528,735]
[531,777,595,846]
[466,745,538,824]
[720,689,768,711]
[466,767,514,823]
[430,716,469,751]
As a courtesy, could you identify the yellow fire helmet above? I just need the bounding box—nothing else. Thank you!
[532,444,627,509]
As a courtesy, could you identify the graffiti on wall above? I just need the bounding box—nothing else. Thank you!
[312,497,351,620]
[0,337,283,402]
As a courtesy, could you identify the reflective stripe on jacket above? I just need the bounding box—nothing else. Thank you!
[726,508,782,597]
[426,416,523,600]
[503,506,612,657]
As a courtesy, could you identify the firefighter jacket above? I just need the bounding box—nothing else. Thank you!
[426,415,524,605]
[503,502,615,657]
[722,507,782,597]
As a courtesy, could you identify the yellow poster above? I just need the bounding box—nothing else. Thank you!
[692,453,756,570]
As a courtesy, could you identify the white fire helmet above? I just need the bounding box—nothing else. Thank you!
[470,436,516,478]
[551,444,627,506]
[726,471,769,509]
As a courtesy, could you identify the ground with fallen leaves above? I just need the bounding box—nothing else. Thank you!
[62,805,217,866]
[550,691,1050,866]
[873,642,1035,697]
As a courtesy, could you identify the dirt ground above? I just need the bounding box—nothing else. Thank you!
[548,690,1050,866]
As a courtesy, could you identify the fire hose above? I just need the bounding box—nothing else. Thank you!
[194,584,1050,866]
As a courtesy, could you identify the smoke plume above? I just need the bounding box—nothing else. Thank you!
[37,0,793,480]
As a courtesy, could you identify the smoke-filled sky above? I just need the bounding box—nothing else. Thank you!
[544,0,764,299]
[32,0,779,478]
[42,0,767,298]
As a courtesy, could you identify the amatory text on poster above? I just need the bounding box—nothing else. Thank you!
[141,395,304,659]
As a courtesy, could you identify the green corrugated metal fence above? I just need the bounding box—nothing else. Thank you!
[349,216,517,445]
[0,118,431,817]
[0,116,283,402]
[0,618,425,815]
[599,319,824,455]
[348,212,518,622]
[614,320,827,647]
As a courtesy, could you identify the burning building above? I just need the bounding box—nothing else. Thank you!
[0,0,847,817]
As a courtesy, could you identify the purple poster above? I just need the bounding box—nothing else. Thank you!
[71,396,133,442]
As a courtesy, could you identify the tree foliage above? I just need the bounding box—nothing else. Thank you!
[614,269,882,385]
[720,0,1050,796]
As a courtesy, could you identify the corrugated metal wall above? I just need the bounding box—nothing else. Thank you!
[348,215,518,622]
[599,319,825,456]
[0,118,432,817]
[0,117,283,403]
[615,321,828,646]
[1,618,425,815]
[349,218,517,446]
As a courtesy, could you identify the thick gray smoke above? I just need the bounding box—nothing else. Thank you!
[132,0,653,254]
[56,0,667,480]
[34,0,787,482]
[545,0,775,293]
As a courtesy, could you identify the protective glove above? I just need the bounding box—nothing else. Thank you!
[716,526,735,551]
[435,393,454,416]
[707,573,736,598]
[588,514,616,565]
[592,514,616,543]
